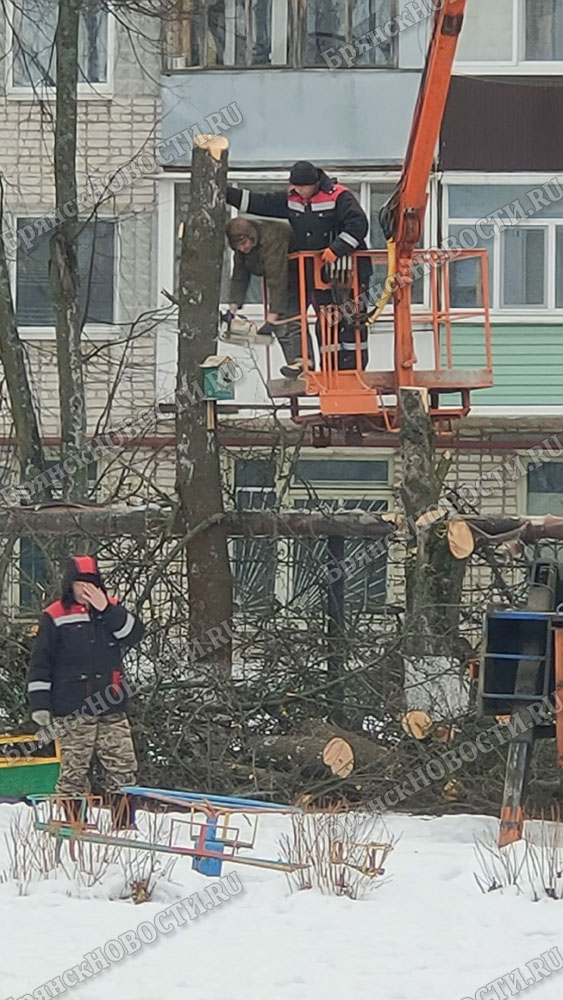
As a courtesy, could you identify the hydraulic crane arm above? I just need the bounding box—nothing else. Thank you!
[372,1,468,381]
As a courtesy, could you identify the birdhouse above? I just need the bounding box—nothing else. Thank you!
[199,356,238,401]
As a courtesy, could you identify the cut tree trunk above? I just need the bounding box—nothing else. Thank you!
[176,134,232,672]
[248,723,389,776]
[5,504,563,544]
[50,0,88,501]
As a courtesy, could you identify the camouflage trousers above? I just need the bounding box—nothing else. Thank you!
[55,712,138,796]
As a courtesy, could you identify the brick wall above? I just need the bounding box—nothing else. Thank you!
[0,10,162,429]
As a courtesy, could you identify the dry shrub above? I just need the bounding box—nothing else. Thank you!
[3,802,178,902]
[474,814,563,900]
[4,808,59,895]
[279,809,394,900]
[117,811,178,903]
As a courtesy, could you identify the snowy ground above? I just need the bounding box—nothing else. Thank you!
[1,803,563,1000]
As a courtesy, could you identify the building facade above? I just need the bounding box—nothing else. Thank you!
[2,0,563,617]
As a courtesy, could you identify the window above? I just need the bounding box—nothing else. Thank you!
[291,498,388,615]
[231,458,277,612]
[16,218,115,326]
[166,0,396,69]
[11,0,109,88]
[457,0,563,67]
[369,181,423,304]
[502,228,545,307]
[296,0,396,68]
[166,0,287,68]
[525,0,563,61]
[171,174,411,315]
[447,183,563,311]
[19,461,98,610]
[289,456,392,616]
[527,462,563,516]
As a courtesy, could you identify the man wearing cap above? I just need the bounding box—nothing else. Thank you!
[28,555,143,828]
[224,216,303,375]
[227,161,370,377]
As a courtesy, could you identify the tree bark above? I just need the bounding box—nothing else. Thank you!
[0,179,47,488]
[176,135,232,671]
[248,723,388,775]
[50,0,88,501]
[3,504,563,544]
[399,388,468,660]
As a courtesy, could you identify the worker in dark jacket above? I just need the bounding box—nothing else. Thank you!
[28,555,143,827]
[225,217,303,375]
[227,161,370,376]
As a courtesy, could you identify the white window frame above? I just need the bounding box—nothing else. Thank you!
[10,213,120,340]
[517,455,563,515]
[456,0,563,75]
[443,172,563,321]
[4,0,114,99]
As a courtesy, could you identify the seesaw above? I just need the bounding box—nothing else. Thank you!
[29,785,306,876]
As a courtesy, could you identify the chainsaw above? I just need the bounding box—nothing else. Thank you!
[218,311,274,346]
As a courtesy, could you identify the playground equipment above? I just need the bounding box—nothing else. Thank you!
[267,1,492,434]
[0,734,60,800]
[476,561,563,847]
[30,785,307,876]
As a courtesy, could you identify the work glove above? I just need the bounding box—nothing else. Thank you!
[257,322,276,337]
[31,710,52,729]
[321,247,338,265]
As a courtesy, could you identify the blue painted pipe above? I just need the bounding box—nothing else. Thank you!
[121,785,301,813]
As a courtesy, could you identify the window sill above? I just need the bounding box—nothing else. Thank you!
[455,62,563,76]
[163,64,398,73]
[6,86,113,102]
[18,326,121,341]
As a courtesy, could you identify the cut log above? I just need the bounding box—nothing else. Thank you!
[249,723,389,777]
[447,520,475,560]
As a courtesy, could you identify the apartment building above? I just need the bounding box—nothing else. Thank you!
[2,1,562,617]
[155,0,563,615]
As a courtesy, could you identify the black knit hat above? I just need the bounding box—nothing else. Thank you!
[61,556,106,608]
[289,161,319,186]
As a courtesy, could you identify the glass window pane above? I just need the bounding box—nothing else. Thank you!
[16,218,114,326]
[352,0,394,67]
[235,458,276,488]
[235,0,274,65]
[526,0,563,60]
[294,459,389,485]
[370,183,424,303]
[557,227,563,308]
[449,184,563,221]
[456,0,513,62]
[12,0,108,87]
[448,224,494,308]
[528,463,563,515]
[232,458,276,612]
[231,182,288,304]
[502,228,546,307]
[291,499,388,614]
[301,0,395,68]
[19,537,48,611]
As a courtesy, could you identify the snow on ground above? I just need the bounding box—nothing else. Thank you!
[1,803,563,1000]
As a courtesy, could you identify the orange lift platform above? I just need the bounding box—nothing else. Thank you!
[267,0,493,434]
